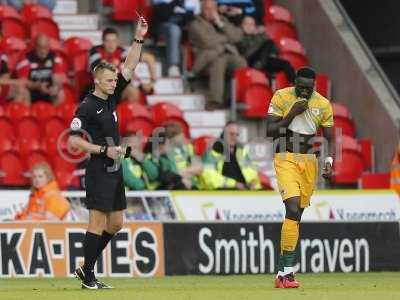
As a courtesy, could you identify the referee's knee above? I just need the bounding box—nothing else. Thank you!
[107,223,123,234]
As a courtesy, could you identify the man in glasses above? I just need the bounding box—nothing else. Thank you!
[266,67,334,288]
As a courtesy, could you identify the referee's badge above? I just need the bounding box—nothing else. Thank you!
[70,117,82,130]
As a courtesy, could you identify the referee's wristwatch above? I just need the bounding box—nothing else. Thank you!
[99,145,108,156]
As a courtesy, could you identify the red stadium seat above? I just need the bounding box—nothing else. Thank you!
[193,135,215,156]
[63,37,93,56]
[274,72,292,90]
[5,101,31,121]
[338,135,360,151]
[16,136,43,157]
[74,71,92,96]
[280,52,308,70]
[315,74,331,98]
[125,118,154,137]
[0,36,26,71]
[151,102,183,126]
[265,22,297,43]
[117,101,152,133]
[0,135,14,154]
[334,115,355,137]
[57,101,77,126]
[31,101,57,123]
[333,150,364,185]
[63,83,77,103]
[0,5,20,19]
[71,51,89,72]
[21,4,52,24]
[242,84,273,118]
[0,151,28,186]
[17,117,41,140]
[332,102,352,119]
[0,116,15,139]
[277,37,306,56]
[30,18,60,40]
[235,67,269,101]
[52,155,76,172]
[359,172,390,189]
[44,135,59,156]
[162,117,190,139]
[43,117,66,140]
[265,5,294,24]
[110,0,138,21]
[358,138,374,171]
[25,150,49,170]
[1,17,27,39]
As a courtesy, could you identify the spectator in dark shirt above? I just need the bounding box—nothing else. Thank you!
[237,15,295,83]
[88,27,157,103]
[15,34,66,105]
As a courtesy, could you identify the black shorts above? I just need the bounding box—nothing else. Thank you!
[85,157,127,212]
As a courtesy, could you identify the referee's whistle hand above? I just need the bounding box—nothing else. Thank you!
[106,146,123,160]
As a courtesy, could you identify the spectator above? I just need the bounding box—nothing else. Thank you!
[164,123,203,189]
[237,15,295,83]
[89,27,157,103]
[144,131,186,189]
[391,143,400,195]
[217,0,264,25]
[15,34,65,105]
[15,162,70,221]
[200,121,261,190]
[122,134,159,190]
[6,0,56,11]
[152,0,199,76]
[188,0,246,110]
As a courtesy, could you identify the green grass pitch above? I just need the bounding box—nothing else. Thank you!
[1,273,399,300]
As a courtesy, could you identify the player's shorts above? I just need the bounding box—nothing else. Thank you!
[85,157,127,212]
[274,152,318,208]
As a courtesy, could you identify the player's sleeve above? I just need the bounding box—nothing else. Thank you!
[114,72,130,102]
[267,91,284,117]
[15,58,30,78]
[70,101,90,136]
[320,102,334,127]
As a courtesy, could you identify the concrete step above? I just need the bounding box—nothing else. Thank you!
[60,30,102,45]
[147,94,205,111]
[54,0,78,14]
[183,110,227,127]
[54,14,99,31]
[190,127,223,139]
[153,78,183,94]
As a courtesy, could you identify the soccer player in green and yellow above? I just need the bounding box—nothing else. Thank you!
[266,67,335,288]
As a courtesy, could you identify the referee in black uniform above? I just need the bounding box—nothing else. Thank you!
[68,17,148,289]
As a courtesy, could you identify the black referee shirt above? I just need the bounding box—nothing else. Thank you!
[70,73,130,147]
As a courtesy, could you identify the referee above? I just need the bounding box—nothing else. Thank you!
[68,17,148,289]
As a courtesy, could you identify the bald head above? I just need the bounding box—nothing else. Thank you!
[35,34,50,60]
[201,0,218,21]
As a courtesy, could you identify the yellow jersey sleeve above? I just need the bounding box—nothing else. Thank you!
[268,91,285,117]
[320,102,334,127]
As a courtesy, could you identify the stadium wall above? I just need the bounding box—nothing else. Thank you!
[276,0,400,172]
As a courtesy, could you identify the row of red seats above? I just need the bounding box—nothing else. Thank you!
[0,4,59,40]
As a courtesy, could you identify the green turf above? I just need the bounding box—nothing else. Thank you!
[0,273,399,300]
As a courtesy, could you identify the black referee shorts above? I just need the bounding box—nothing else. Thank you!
[85,157,127,212]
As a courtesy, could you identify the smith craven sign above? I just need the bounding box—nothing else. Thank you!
[0,222,165,277]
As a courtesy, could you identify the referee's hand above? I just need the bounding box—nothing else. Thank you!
[106,146,124,160]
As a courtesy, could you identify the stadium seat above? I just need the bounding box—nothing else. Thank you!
[235,67,269,101]
[16,136,43,157]
[74,71,92,96]
[5,101,31,121]
[358,138,374,171]
[52,155,76,172]
[110,0,138,21]
[63,83,77,103]
[43,117,66,140]
[333,150,364,185]
[30,18,60,40]
[125,118,154,137]
[264,5,294,24]
[338,135,360,151]
[315,74,331,98]
[277,37,306,56]
[274,72,292,90]
[71,51,89,72]
[44,135,59,156]
[31,101,58,123]
[56,101,77,126]
[25,150,49,170]
[359,172,390,189]
[63,37,93,56]
[21,4,52,24]
[151,102,183,126]
[333,114,356,137]
[0,36,26,71]
[0,151,28,186]
[332,102,352,119]
[280,52,308,70]
[242,84,273,118]
[0,116,15,139]
[0,5,20,19]
[264,6,296,43]
[1,17,27,39]
[193,135,215,156]
[17,117,41,140]
[0,135,14,154]
[117,101,152,133]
